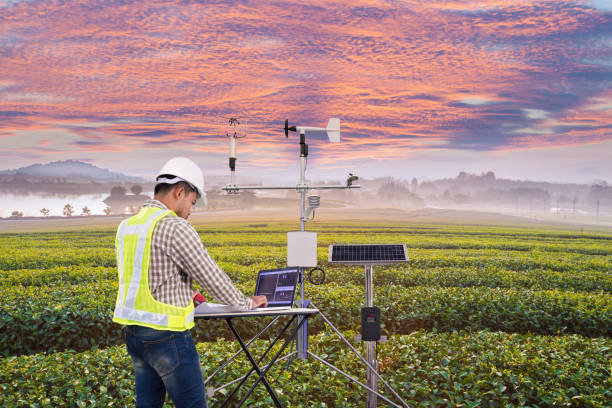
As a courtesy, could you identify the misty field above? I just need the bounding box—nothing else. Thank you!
[0,221,611,407]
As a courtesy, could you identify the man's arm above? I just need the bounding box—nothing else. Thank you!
[171,221,256,309]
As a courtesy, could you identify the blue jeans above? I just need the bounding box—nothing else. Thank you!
[125,325,207,408]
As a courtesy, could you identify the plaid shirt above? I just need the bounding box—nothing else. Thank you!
[125,199,252,309]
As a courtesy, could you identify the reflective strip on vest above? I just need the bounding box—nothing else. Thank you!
[114,305,194,328]
[113,207,194,331]
[114,304,169,326]
[122,210,164,309]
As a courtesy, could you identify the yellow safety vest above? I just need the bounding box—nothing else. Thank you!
[113,207,195,331]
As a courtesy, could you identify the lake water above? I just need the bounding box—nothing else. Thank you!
[0,192,112,217]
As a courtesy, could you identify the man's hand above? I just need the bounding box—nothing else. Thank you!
[250,295,268,308]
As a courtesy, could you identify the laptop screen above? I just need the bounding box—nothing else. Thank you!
[254,267,299,307]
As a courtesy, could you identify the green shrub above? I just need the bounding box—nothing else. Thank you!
[307,284,612,338]
[0,265,114,287]
[1,282,610,356]
[321,264,612,293]
[1,330,610,407]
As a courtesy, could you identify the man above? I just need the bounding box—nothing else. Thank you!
[113,157,267,407]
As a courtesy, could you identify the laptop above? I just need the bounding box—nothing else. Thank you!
[193,267,300,315]
[253,267,299,310]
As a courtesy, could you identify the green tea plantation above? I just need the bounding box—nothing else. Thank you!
[0,222,610,407]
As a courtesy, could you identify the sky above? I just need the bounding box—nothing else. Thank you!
[0,0,610,185]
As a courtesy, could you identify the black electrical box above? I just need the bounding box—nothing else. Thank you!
[361,307,381,341]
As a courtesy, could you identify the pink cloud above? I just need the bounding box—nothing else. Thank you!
[0,0,609,177]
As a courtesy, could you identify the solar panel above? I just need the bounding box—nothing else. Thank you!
[328,244,409,265]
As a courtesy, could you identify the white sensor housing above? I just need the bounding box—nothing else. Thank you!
[287,231,317,267]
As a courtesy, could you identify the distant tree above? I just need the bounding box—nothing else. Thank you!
[11,210,23,218]
[103,207,112,216]
[110,186,127,196]
[378,179,410,200]
[455,171,495,182]
[81,206,91,216]
[63,204,74,217]
[456,171,469,180]
[377,178,423,206]
[588,184,612,204]
[40,208,50,217]
[483,171,496,180]
[411,177,418,191]
[130,184,143,195]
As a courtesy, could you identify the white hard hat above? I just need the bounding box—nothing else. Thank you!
[156,157,207,206]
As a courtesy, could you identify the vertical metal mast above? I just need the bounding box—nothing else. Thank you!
[299,129,307,233]
[297,129,308,359]
[229,136,237,187]
[364,264,377,408]
[222,118,359,361]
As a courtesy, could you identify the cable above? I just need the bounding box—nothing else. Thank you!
[307,267,325,285]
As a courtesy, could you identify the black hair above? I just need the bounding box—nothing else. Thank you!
[154,175,196,197]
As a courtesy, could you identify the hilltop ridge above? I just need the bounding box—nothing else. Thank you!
[0,160,146,183]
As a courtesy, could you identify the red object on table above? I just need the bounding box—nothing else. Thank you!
[193,293,207,306]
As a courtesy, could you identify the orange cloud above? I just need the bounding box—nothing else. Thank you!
[0,0,609,177]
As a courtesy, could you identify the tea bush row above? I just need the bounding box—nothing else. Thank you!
[197,227,612,255]
[3,260,609,294]
[2,244,608,280]
[0,266,114,287]
[306,284,612,338]
[2,282,610,356]
[319,265,612,293]
[0,246,115,270]
[1,224,610,271]
[1,330,610,407]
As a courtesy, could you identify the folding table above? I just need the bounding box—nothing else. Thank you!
[195,307,318,407]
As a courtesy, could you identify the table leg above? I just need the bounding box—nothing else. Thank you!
[236,315,308,407]
[221,316,298,407]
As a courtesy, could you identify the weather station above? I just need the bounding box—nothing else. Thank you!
[199,117,409,408]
